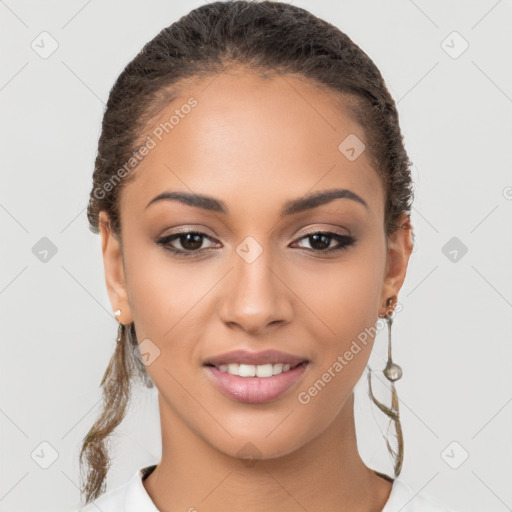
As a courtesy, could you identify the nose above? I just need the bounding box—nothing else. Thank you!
[218,244,294,336]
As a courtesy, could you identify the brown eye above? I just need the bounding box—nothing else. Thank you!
[156,229,356,258]
[156,231,219,255]
[292,231,356,252]
[175,233,204,251]
[307,233,332,250]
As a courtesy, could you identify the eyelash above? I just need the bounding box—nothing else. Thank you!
[156,229,356,257]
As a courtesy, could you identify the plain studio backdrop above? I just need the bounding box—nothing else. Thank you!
[1,1,511,511]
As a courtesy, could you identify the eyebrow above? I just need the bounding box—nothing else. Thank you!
[145,188,368,216]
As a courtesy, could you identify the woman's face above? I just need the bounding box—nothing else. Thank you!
[100,70,411,461]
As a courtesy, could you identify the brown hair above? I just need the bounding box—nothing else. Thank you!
[81,0,415,504]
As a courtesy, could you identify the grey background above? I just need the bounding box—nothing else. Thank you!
[1,0,511,511]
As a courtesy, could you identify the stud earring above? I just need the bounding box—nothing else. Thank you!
[114,309,121,319]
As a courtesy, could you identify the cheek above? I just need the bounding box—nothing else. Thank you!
[292,247,384,397]
[124,237,206,335]
[122,239,220,385]
[294,253,384,344]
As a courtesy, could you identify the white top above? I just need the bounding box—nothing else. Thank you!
[73,465,459,512]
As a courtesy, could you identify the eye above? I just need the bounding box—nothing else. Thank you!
[291,230,356,253]
[156,229,356,257]
[156,231,220,256]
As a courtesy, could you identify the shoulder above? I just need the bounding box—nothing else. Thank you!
[382,477,460,512]
[71,465,159,512]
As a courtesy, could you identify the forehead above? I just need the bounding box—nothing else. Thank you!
[120,70,383,220]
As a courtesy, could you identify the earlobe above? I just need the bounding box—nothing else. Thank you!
[379,214,414,315]
[98,211,133,324]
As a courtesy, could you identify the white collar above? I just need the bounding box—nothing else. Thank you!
[81,464,456,512]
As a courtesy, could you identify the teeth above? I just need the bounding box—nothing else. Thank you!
[272,363,283,375]
[216,362,298,377]
[256,364,273,377]
[239,364,256,377]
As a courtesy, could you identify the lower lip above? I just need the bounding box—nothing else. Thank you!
[204,362,308,404]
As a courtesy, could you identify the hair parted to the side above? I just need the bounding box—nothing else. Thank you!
[81,0,415,504]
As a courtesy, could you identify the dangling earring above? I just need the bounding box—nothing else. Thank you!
[381,297,403,382]
[367,295,404,477]
[116,322,124,343]
[113,309,154,389]
[114,309,123,342]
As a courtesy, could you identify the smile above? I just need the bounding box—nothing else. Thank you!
[204,361,309,404]
[215,362,296,377]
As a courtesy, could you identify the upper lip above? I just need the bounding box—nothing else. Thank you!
[204,349,308,367]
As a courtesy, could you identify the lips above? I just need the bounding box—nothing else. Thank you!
[203,349,308,368]
[202,349,310,403]
[204,362,309,403]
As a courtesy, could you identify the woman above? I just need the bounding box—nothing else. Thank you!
[74,1,458,510]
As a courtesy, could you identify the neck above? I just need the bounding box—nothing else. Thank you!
[143,393,393,512]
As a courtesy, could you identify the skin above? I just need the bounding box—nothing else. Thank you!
[99,69,413,512]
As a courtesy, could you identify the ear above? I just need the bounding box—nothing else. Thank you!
[98,211,133,325]
[379,213,414,316]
